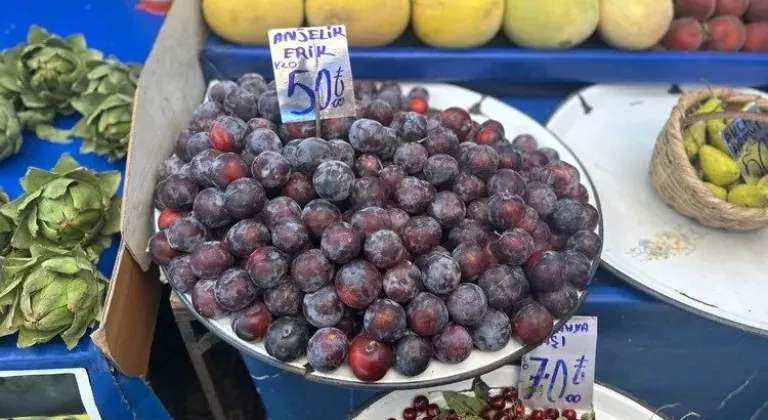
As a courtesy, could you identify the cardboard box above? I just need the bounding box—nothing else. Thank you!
[91,0,207,376]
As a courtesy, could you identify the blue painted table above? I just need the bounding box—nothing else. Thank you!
[0,1,170,418]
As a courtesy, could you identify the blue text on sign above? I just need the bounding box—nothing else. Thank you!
[271,26,346,45]
[523,356,589,404]
[285,67,346,116]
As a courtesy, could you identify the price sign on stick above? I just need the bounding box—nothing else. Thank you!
[268,25,356,124]
[519,316,597,412]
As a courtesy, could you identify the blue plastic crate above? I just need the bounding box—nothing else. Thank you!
[202,32,768,85]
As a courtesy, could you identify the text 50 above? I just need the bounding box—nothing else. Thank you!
[287,67,346,115]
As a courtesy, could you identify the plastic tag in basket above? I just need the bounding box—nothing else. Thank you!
[719,102,768,184]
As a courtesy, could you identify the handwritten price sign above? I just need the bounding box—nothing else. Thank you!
[268,25,356,124]
[518,316,597,412]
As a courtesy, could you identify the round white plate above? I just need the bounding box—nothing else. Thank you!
[547,84,768,335]
[165,82,603,388]
[348,365,669,419]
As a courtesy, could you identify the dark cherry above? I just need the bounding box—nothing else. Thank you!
[544,408,560,420]
[562,408,577,420]
[502,387,518,401]
[403,407,417,420]
[489,395,506,410]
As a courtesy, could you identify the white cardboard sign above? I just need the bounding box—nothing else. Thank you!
[268,25,356,124]
[519,316,598,412]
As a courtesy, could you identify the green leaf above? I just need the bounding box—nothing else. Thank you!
[16,325,67,348]
[0,71,20,92]
[96,171,122,197]
[79,137,96,154]
[18,108,56,128]
[60,308,93,349]
[71,117,91,139]
[0,290,23,337]
[83,49,104,62]
[41,177,74,199]
[15,188,45,214]
[10,220,32,249]
[0,271,25,301]
[65,277,94,311]
[25,209,39,241]
[35,305,74,331]
[87,62,114,80]
[41,256,81,275]
[72,92,106,115]
[41,37,71,51]
[2,44,24,66]
[34,124,73,143]
[27,25,50,44]
[100,197,121,235]
[442,391,487,416]
[53,154,82,173]
[68,182,103,210]
[19,90,47,108]
[97,93,130,111]
[64,33,87,50]
[20,168,57,193]
[71,73,89,93]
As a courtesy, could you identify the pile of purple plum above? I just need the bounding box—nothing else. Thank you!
[148,74,601,382]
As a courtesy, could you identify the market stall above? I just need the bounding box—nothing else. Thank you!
[3,0,768,419]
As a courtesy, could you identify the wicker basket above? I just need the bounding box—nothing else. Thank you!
[649,88,768,231]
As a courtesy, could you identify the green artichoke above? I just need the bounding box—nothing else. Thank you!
[72,88,135,162]
[0,96,22,162]
[78,58,140,95]
[0,154,121,261]
[0,188,13,255]
[0,25,103,143]
[0,246,106,349]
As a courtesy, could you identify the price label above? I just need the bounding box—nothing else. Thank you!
[518,316,597,412]
[719,102,768,184]
[268,25,356,124]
